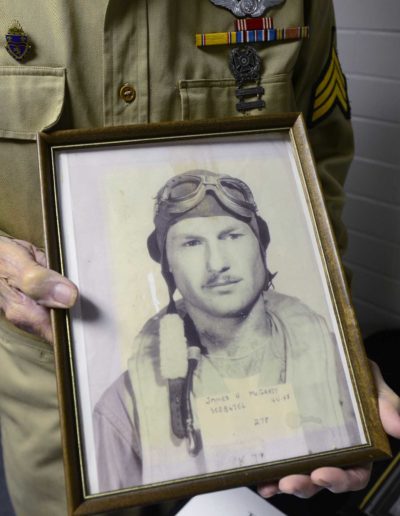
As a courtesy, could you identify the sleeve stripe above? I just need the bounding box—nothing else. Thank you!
[308,29,351,127]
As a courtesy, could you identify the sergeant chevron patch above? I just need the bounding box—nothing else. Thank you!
[307,30,350,127]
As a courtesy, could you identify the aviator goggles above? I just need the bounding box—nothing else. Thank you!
[156,173,258,219]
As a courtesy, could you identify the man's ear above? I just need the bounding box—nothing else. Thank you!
[147,230,162,263]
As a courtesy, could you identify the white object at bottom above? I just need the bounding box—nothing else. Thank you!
[175,487,287,516]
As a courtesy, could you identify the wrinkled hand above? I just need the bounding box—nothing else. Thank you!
[0,236,77,343]
[258,360,400,498]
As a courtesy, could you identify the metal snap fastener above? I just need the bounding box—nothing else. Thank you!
[119,83,136,103]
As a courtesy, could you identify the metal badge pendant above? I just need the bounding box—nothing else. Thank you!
[209,0,285,18]
[229,46,265,113]
[5,21,31,62]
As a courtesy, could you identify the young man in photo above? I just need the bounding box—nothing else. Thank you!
[93,170,361,491]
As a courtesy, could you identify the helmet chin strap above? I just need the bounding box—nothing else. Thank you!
[161,296,203,455]
[184,345,202,456]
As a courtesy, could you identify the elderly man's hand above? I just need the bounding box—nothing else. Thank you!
[0,236,77,343]
[258,360,400,498]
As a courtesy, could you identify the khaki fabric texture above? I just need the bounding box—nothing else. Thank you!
[0,1,353,515]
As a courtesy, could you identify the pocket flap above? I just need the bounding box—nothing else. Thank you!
[0,66,65,140]
[178,74,296,120]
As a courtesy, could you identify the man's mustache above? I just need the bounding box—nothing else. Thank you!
[203,273,242,288]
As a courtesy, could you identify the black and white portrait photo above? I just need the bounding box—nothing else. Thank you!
[51,128,367,496]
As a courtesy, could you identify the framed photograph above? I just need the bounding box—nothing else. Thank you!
[361,453,400,515]
[38,114,390,515]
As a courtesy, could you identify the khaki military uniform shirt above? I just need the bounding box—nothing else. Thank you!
[0,0,352,247]
[0,1,353,514]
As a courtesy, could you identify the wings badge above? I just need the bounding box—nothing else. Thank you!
[209,0,285,18]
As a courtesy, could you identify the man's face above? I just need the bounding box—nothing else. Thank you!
[165,215,267,318]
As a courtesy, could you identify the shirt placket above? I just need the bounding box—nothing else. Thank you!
[103,0,149,126]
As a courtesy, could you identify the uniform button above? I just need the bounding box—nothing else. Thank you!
[119,83,136,103]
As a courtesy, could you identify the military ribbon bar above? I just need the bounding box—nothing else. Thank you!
[235,17,274,31]
[196,26,309,47]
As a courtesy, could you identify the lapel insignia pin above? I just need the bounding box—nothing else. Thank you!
[229,46,265,113]
[5,20,32,62]
[209,0,285,18]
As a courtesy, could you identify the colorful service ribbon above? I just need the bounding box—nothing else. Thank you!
[196,26,309,47]
[235,17,273,31]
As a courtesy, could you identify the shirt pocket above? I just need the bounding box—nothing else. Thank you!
[0,66,66,357]
[0,66,66,140]
[178,73,296,120]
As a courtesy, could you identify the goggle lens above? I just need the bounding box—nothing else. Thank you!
[219,178,251,204]
[167,177,202,201]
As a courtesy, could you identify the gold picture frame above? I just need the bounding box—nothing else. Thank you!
[38,114,390,515]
